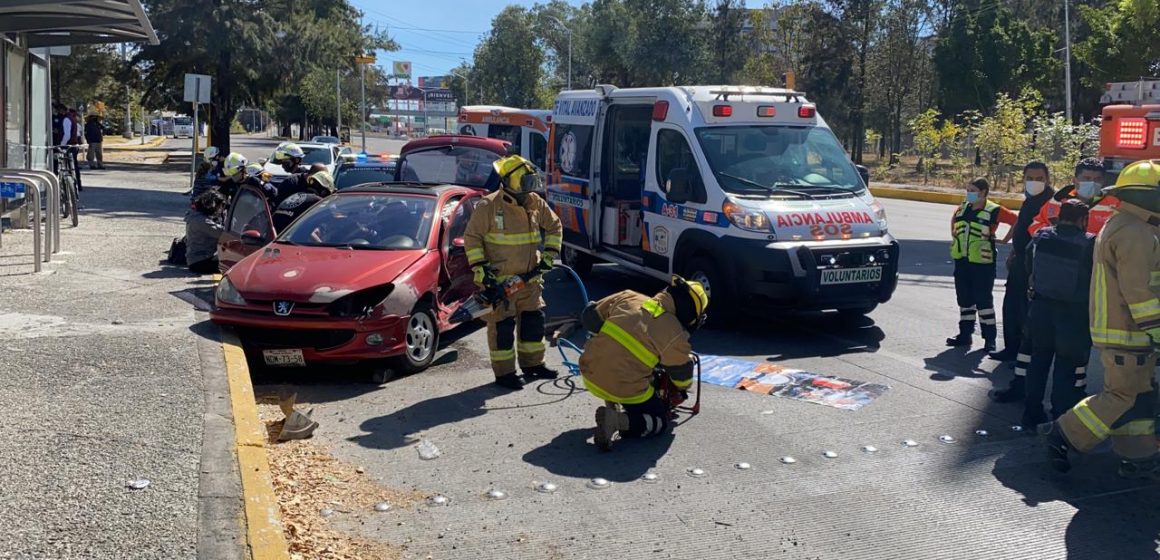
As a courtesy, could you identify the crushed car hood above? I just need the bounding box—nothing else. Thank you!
[228,244,425,303]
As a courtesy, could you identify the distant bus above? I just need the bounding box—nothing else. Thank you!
[173,116,195,138]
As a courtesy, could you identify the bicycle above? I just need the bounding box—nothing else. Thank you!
[52,146,80,227]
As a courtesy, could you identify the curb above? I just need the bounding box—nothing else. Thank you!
[104,136,167,150]
[221,328,291,560]
[869,185,1024,210]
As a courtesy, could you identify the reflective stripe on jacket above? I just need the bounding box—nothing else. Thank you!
[1089,203,1160,351]
[950,201,1001,264]
[580,290,693,404]
[463,191,562,278]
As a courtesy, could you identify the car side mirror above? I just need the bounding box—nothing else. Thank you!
[856,164,870,186]
[241,230,266,246]
[451,237,466,248]
[258,158,268,165]
[666,168,693,204]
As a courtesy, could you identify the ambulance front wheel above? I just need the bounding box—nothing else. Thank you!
[562,246,594,277]
[684,256,733,325]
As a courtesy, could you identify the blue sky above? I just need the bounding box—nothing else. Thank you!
[349,0,766,80]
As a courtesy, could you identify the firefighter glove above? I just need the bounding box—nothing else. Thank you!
[538,251,556,273]
[472,265,497,289]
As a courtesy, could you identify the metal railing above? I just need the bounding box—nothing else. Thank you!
[0,167,62,273]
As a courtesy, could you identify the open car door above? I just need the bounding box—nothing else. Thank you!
[217,185,275,272]
[436,194,481,325]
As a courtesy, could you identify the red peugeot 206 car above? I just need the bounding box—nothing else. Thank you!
[211,136,512,379]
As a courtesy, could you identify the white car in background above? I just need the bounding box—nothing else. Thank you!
[310,135,340,144]
[260,141,353,182]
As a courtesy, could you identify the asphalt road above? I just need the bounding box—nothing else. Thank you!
[245,179,1160,558]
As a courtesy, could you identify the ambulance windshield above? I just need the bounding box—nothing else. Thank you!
[695,126,864,196]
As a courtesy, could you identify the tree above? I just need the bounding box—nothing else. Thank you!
[621,0,708,86]
[791,4,856,143]
[706,0,749,84]
[532,1,593,89]
[585,0,633,85]
[1075,1,1160,119]
[830,0,883,163]
[972,90,1040,189]
[908,108,941,182]
[472,6,547,107]
[136,0,395,153]
[866,0,935,157]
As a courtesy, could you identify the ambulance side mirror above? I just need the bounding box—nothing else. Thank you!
[856,164,870,187]
[666,168,692,204]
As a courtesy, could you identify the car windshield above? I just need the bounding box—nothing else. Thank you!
[278,194,435,250]
[396,146,499,189]
[336,165,398,190]
[695,126,864,196]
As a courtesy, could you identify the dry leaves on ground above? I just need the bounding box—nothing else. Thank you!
[258,402,424,560]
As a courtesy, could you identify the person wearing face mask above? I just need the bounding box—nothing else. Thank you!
[463,155,564,390]
[579,276,708,451]
[990,162,1057,365]
[947,178,1018,352]
[1028,157,1120,236]
[1016,200,1096,429]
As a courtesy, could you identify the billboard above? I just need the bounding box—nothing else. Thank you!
[388,86,454,102]
[418,75,449,88]
[392,61,412,80]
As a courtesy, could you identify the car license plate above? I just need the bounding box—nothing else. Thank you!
[820,266,883,285]
[263,349,306,367]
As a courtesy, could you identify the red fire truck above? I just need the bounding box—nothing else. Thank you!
[1098,80,1160,177]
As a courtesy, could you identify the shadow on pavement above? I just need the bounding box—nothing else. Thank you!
[354,383,534,451]
[992,447,1160,560]
[78,185,188,221]
[924,346,990,380]
[894,239,1014,279]
[522,428,674,483]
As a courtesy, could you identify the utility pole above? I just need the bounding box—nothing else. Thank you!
[547,16,572,89]
[122,43,132,138]
[336,69,342,138]
[1063,0,1073,122]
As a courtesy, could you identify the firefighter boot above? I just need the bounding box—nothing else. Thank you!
[947,308,975,347]
[494,373,525,391]
[1117,455,1160,480]
[522,364,559,380]
[1037,421,1073,473]
[594,405,629,452]
[979,309,998,352]
[990,376,1026,403]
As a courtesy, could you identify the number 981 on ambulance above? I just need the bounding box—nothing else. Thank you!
[546,85,899,317]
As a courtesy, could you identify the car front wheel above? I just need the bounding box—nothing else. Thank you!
[392,303,439,374]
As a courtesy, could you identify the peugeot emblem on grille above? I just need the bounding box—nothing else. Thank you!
[273,301,294,316]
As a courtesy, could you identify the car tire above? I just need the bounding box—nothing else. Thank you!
[391,303,439,374]
[837,304,877,317]
[684,256,732,327]
[562,246,594,277]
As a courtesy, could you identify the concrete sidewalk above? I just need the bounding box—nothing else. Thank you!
[0,162,242,559]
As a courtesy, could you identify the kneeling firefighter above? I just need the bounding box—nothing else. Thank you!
[580,276,708,451]
[463,155,563,390]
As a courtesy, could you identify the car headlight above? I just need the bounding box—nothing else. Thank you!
[871,200,888,232]
[722,200,773,233]
[216,277,247,306]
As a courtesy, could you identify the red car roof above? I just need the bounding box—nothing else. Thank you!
[399,134,513,157]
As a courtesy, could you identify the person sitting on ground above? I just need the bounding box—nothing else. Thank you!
[273,170,335,232]
[184,190,227,274]
[579,276,709,451]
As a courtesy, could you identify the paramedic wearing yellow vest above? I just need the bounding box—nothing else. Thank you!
[579,276,709,451]
[947,178,1018,351]
[1040,159,1160,479]
[464,155,563,390]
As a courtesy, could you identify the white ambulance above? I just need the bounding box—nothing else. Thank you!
[546,85,899,316]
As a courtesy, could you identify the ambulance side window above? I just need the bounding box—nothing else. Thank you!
[529,132,547,171]
[554,124,594,179]
[655,129,707,204]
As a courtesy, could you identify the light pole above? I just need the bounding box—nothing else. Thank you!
[336,69,342,139]
[1063,0,1073,122]
[450,69,471,105]
[546,16,572,89]
[360,62,367,153]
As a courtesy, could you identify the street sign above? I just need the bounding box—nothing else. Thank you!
[355,55,376,65]
[0,182,27,198]
[183,74,211,104]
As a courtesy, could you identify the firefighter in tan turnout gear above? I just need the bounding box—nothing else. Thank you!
[580,276,709,451]
[464,155,564,390]
[1039,159,1160,479]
